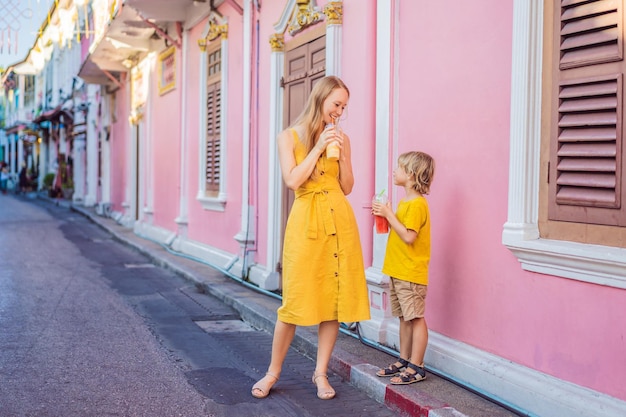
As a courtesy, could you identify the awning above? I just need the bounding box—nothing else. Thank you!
[33,105,73,124]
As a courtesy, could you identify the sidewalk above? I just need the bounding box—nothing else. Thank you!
[56,197,521,417]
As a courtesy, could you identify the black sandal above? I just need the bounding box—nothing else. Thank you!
[390,363,426,385]
[376,358,409,377]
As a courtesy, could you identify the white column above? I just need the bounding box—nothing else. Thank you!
[501,0,543,244]
[73,136,86,202]
[258,43,284,290]
[85,85,99,206]
[176,29,190,227]
[17,135,24,171]
[325,19,342,77]
[234,0,256,251]
[361,0,396,348]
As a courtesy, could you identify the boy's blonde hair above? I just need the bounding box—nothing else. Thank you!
[398,151,435,195]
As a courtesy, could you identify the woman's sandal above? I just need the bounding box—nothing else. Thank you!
[390,362,426,385]
[312,372,336,400]
[251,372,279,399]
[376,357,409,377]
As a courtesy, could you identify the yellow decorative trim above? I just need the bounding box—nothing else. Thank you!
[324,2,343,25]
[129,110,144,125]
[158,46,177,95]
[269,33,285,52]
[198,38,207,52]
[288,0,321,35]
[207,22,228,42]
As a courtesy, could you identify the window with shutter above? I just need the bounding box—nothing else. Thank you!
[548,0,626,227]
[206,45,222,195]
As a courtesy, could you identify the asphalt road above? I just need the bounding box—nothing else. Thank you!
[0,195,400,417]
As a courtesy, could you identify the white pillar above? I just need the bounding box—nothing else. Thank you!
[234,0,256,253]
[85,85,99,206]
[176,29,190,227]
[73,136,86,202]
[361,0,397,349]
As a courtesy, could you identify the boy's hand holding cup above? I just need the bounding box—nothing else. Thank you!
[372,191,390,234]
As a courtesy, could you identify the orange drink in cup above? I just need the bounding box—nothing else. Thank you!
[373,192,389,234]
[325,120,340,161]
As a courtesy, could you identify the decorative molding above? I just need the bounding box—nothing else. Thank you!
[323,1,342,25]
[207,22,228,41]
[197,39,207,52]
[269,33,285,52]
[157,46,176,96]
[288,0,322,35]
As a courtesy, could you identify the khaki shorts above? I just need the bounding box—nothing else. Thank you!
[389,278,427,321]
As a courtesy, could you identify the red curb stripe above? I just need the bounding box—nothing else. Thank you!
[385,385,434,417]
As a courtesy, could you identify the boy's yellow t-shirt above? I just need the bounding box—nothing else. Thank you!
[381,196,430,285]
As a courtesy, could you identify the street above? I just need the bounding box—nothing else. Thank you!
[0,195,400,417]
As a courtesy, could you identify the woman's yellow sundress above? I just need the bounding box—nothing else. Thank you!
[277,129,371,326]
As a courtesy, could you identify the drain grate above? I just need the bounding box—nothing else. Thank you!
[123,263,155,269]
[195,320,255,333]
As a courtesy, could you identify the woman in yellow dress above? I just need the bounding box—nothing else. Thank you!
[251,76,371,400]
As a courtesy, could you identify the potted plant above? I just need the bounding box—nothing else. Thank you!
[62,177,74,200]
[42,173,60,198]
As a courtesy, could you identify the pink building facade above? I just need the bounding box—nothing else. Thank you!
[71,1,626,416]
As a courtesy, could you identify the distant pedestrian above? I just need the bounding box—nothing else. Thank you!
[0,163,9,195]
[373,151,435,385]
[18,164,29,194]
[251,76,370,400]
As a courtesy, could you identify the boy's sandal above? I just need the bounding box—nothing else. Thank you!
[390,363,426,385]
[376,357,410,377]
[251,371,279,399]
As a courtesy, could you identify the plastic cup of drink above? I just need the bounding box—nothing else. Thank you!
[326,140,340,160]
[373,194,390,234]
[325,123,340,161]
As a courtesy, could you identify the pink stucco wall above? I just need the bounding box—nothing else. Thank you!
[109,79,129,212]
[341,2,378,264]
[150,48,182,231]
[394,0,625,400]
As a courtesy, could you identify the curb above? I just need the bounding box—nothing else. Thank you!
[65,200,469,417]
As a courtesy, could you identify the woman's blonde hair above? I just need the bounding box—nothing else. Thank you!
[291,76,350,153]
[398,151,435,195]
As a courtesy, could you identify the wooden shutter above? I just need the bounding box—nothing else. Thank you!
[206,45,221,193]
[549,0,626,226]
[560,0,622,69]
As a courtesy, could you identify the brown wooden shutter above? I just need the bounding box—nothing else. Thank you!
[206,82,221,192]
[549,0,626,226]
[560,0,622,69]
[206,45,222,194]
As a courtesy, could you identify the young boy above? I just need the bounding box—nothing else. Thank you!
[372,151,435,384]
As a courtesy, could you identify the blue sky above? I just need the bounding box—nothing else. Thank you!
[0,0,55,70]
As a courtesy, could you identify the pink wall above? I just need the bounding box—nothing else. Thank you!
[396,0,625,399]
[341,1,378,265]
[150,47,182,230]
[109,79,129,211]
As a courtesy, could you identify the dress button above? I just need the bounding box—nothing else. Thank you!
[334,272,338,277]
[320,171,325,175]
[334,253,338,257]
[324,191,328,194]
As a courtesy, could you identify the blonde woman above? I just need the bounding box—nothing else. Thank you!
[251,76,370,400]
